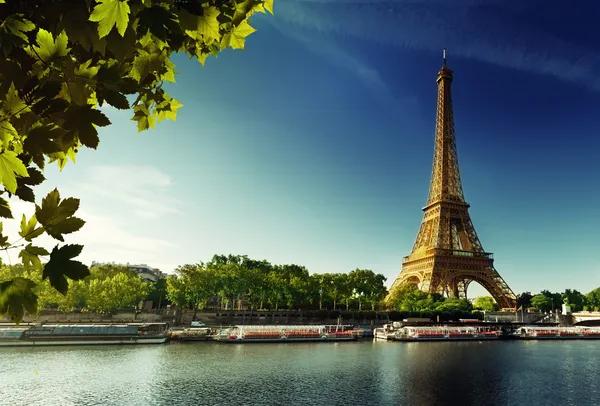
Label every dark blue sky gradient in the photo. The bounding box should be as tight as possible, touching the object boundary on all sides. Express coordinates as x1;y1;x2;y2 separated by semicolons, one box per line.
28;0;600;297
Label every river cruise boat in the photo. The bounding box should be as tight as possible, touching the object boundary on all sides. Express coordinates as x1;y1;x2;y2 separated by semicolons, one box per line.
512;326;600;340
375;324;501;342
214;325;359;343
0;323;168;346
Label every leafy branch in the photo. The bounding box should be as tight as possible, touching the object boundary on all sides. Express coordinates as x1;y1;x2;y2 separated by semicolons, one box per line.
0;0;276;323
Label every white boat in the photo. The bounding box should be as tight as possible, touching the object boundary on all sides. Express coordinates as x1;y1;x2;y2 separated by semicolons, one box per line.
0;323;169;346
512;326;600;340
214;325;359;343
374;324;501;342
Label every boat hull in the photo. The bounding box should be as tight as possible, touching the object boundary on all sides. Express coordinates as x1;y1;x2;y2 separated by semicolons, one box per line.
0;336;168;347
393;336;500;342
215;336;357;344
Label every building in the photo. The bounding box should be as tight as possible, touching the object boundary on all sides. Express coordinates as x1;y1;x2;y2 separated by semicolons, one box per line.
127;264;165;283
90;261;166;283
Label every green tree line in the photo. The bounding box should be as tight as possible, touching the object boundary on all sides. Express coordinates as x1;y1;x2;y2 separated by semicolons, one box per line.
166;254;389;314
0;0;275;323
0;262;150;314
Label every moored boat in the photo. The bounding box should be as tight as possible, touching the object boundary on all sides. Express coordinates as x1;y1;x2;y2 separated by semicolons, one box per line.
374;324;502;342
512;326;600;340
214;325;360;343
0;323;169;346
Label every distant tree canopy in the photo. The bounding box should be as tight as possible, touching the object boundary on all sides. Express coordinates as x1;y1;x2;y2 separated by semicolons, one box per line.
0;0;274;322
0;262;148;313
166;255;389;312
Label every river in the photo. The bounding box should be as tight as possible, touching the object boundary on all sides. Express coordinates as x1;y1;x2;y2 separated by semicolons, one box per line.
1;340;599;405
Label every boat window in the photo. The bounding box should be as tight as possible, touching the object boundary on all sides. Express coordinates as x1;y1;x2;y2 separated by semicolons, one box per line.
0;330;24;338
54;326;74;335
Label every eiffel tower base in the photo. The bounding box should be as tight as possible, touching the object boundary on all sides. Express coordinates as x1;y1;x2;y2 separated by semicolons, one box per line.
391;250;516;309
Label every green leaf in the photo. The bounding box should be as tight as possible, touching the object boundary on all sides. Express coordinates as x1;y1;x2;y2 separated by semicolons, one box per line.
63;105;111;149
0;196;12;219
180;6;221;43
98;88;130;109
0;121;17;150
137;5;180;42
131;105;156;132
0;151;29;194
19;243;49;269
157;99;183;122
35;189;85;241
2;82;28;117
265;0;274;14
43;244;89;295
0;277;38;324
19;214;44;241
0;15;35;42
221;20;257;50
89;0;131;38
0;222;8;247
130;48;164;83
29;29;70;63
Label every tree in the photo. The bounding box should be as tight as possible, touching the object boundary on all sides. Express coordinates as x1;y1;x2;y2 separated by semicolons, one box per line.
166;263;216;319
586;287;600;311
517;291;533;309
0;0;275;322
473;296;498;312
145;278;169;309
561;289;586;312
530;294;552;312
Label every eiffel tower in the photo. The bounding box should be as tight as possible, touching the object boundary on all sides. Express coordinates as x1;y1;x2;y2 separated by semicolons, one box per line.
388;50;517;309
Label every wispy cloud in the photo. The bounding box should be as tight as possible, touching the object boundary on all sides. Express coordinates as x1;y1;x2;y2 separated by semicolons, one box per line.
269;19;415;117
0;165;182;273
274;0;600;90
77;165;182;219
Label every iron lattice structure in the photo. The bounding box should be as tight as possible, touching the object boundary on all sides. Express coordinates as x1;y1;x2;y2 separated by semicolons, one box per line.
388;57;517;309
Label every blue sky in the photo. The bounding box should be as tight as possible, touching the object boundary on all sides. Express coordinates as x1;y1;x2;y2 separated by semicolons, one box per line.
3;0;600;297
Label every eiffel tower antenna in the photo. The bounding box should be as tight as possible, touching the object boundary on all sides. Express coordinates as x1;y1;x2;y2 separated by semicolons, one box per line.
387;58;517;309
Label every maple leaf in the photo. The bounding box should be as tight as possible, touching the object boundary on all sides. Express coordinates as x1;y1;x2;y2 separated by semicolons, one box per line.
35;189;85;241
63;105;111;149
180;7;221;43
19;243;49;269
221;20;257;50
89;0;131;38
43;244;89;295
265;0;274;14
14;166;45;203
0;278;38;324
131;105;156;132
19;214;44;242
2;83;28;118
0;121;17;150
0;151;29;194
0;197;12;219
29;29;70;63
157;98;183;122
0;15;35;42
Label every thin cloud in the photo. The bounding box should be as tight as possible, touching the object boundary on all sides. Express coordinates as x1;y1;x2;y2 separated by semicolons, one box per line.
76;165;183;219
269;19;413;117
275;1;600;90
0;198;176;272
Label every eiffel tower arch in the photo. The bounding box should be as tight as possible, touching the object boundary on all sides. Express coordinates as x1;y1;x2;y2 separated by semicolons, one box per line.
388;51;517;309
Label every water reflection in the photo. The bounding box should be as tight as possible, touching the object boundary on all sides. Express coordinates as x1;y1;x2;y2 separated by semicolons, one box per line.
1;341;600;405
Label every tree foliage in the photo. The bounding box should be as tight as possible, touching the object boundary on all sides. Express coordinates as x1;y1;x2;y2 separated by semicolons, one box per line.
472;296;498;312
0;0;274;322
0;262;149;314
165;254;389;312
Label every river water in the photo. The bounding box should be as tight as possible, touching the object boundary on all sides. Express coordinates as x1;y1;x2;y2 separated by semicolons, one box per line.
1;340;599;405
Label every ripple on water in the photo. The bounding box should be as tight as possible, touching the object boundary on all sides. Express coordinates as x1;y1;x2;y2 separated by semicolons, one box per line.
1;341;600;406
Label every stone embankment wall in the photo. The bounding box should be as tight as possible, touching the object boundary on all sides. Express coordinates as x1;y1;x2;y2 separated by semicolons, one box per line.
2;309;388;327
